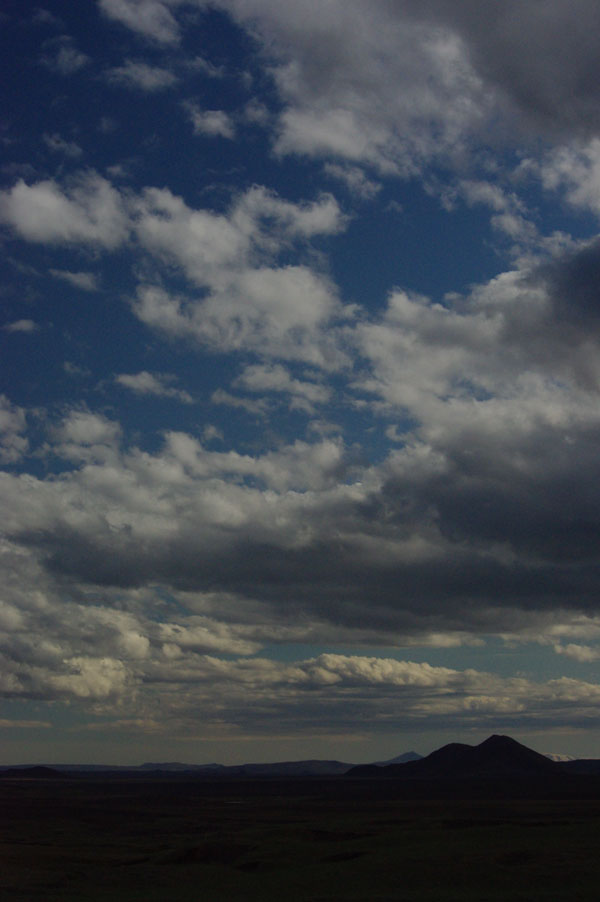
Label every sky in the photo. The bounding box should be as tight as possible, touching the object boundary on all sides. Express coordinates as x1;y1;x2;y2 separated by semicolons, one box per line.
2;0;600;765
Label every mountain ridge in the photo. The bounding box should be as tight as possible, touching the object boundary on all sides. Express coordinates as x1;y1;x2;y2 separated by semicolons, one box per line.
2;736;598;779
347;734;563;780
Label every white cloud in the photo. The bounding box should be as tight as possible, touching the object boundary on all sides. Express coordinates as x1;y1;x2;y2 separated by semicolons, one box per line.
201;424;224;443
128;184;348;364
49;409;122;464
243;98;270;126
94;0;600;164
554;643;600;663
185;104;235;139
211;388;268;416
216;1;487;175
43;133;83;158
0;396;28;463
533;139;600;216
98;0;181;44
190;55;226;78
236;363;331;413
31;9;62;27
106;60;178;91
116;371;193;403
213;0;600;167
64;361;91;378
233;185;346;241
456;178;538;249
50;269;99;291
3;320;38;333
3;391;600;735
49;656;130;699
132;268;346;366
323;163;381;200
42;37;90;74
0;171;129;249
354;246;600;420
158;618;260;656
1;173;348;366
56;410;121;448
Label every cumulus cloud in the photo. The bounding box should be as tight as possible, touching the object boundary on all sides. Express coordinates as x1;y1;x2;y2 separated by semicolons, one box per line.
132;270;345;366
418;0;600;139
50;269;99;291
3;390;600;735
0;172;349;366
4;164;600;634
0;391;589;637
235;363;331;413
128;184;348;364
355;239;600;414
199;0;489;175
0;396;28;463
323;163;381;200
7;0;600;747
116;371;193;403
6;600;600;731
43;133;83;158
106;60;178;91
185;104;235;139
41;36;90;74
190;55;226;78
532;138;600;216
132;183;345;279
5;234;600;642
93;1;600;163
0;171;128;248
3;320;38;333
214;0;600;165
49;656;130;699
48;408;122;464
98;0;181;44
211;388;268;417
554;643;600;663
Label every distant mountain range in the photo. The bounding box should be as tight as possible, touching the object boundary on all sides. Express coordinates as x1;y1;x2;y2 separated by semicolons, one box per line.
373;751;423;766
2;736;600;780
0;759;355;778
348;735;600;780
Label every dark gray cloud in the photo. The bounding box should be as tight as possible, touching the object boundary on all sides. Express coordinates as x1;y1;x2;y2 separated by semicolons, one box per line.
416;0;600;138
543;238;600;326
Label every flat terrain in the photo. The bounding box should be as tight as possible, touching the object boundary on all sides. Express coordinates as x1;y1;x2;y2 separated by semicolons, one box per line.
2;776;600;901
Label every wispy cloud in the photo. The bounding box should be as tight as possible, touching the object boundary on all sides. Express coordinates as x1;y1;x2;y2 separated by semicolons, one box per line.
106;60;178;91
116;371;193;403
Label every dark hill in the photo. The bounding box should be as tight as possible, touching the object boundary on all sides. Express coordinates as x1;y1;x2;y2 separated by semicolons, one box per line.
0;765;61;779
348;735;562;780
374;751;423;766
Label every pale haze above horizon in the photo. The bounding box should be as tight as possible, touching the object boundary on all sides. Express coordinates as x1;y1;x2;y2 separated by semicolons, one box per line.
3;0;600;766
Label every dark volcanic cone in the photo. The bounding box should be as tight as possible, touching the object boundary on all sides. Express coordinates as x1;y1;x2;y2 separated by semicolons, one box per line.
348;735;562;780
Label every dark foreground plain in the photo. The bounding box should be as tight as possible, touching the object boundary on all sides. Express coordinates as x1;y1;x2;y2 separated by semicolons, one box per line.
3;775;600;901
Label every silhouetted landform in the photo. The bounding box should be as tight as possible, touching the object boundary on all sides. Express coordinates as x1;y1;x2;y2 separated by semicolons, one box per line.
222;759;353;777
144;759;354;777
348;735;566;779
2;737;600;784
0;759;354;778
0;765;60;779
562;758;600;776
373;750;423;765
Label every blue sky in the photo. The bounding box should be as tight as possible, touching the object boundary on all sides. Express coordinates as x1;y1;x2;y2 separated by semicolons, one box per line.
3;0;600;764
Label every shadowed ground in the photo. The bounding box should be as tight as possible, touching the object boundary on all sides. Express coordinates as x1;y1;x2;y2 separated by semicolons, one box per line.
2;776;600;901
